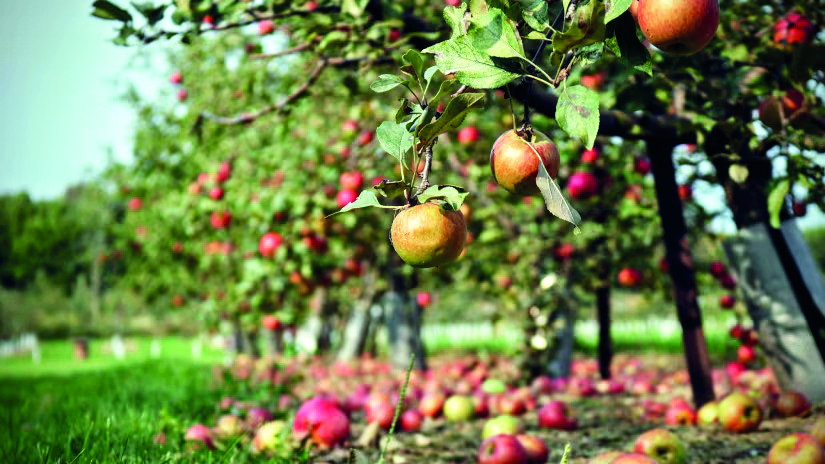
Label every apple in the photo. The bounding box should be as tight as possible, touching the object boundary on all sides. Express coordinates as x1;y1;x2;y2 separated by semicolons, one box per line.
336;189;358;209
537;401;577;431
365;398;396;429
400;409;423;432
169;71;182;85
580;72;606;91
618;268;642;287
177;88;188;102
253;420;285;453
633;158;651;175
292;399;350;449
259;232;283;257
709;261;726;278
677;185;692;201
246;407;273;429
741;328;759;346
128;197;142;211
608;454;659;464
628;0;640;19
774;14;815;48
497;396;526;416
172;295;184;307
719;294;736;309
772;390;812;418
357;130;374;146
554;244;575;260
516;435;549;464
443;395;476;422
482;415;524;440
387;28;401;42
184;424;215;450
417;292;432;308
794;201;808;217
581;148;600;164
209;187;224;201
211;211;231;229
567;171;598;200
696;400;718;426
446;0;461;6
339;171;364;190
811;415;825;447
637;0;719;56
216;162;231;183
664;405;696;426
587;451;624;464
257;19;274;35
767;433;825;464
482;379;508;395
490;129;560;196
341;119;358;134
720;274;737;290
633;428;686;464
737;344;756;365
262;315;281;331
391;202;466;268
306;0;318;11
418;392;446;418
478;434;528;464
717;392;762;433
458;126;480;145
215;414;244;439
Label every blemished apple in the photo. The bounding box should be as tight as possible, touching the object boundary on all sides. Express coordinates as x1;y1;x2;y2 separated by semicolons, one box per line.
184;424;215;450
664;405;696;426
633;428;686;464
259;232;283;257
696;401;718;426
567;171;598;200
458;126;480;145
391;202;466;268
637;0;719;56
717;392;762;433
482;415;524;440
516;435;549;464
253;420;285;453
772;390;812;418
400;409;424;432
443;395;476;421
490;129;560;196
478;434;529;464
767;433;825;464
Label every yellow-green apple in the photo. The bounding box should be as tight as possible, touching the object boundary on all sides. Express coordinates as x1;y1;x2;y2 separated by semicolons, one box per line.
443;395;476;422
637;0;719;55
391;202;466;268
490;129;560;196
718;392;762;433
215;414;244;439
253;420;285;453
767;433;825;464
482;415;524;440
478;434;528;464
696;401;719;426
633;428;686;464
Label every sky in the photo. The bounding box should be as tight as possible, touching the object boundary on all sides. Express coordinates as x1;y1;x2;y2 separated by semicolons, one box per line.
0;2;822;232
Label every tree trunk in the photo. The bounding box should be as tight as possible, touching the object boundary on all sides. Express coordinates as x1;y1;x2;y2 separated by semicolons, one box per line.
337;298;374;361
707;123;825;403
596;284;612;380
648;138;715;407
385;253;427;371
263;329;282;357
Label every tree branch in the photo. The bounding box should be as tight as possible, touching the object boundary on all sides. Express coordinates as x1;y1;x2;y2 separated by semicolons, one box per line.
249;42;312;60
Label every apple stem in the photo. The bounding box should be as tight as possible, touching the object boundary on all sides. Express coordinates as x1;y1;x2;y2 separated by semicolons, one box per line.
413;144;434;198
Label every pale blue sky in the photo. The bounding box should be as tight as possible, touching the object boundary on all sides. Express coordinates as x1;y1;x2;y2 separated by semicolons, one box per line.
0;2;821;231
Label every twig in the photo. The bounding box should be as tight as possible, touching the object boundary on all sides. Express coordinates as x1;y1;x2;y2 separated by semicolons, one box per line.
249;42;312;60
413;145;434;198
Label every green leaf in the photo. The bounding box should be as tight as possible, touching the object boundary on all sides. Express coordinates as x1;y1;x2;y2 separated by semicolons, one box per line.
444;3;468;38
521;0;550;31
551;0;606;54
416;185;469;211
604;13;652;75
423;35;521;89
417;93;485;144
318;30;349;51
91;0;133;21
373;180;408;198
402;49;427;82
604;0;632;23
535;162;582;229
423;66;440;95
556;85;600;149
328;190;398;216
767;180;789;229
430;79;459;106
376;121;414;164
469;8;525;59
525;31;551;40
342;0;369;18
130;2;166;25
371;74;407;93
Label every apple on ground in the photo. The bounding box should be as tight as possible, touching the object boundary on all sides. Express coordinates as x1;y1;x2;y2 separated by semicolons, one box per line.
772;390;812;418
664;405;696;426
400;409;423;432
696;401;719;426
292;398;350;449
766;433;825;464
482;415;524;440
516;435;549;464
365;398;395;429
253;421;285;453
246;407;273;429
443;395;475;422
717;392;762;433
608;454;659;464
538;400;577;431
587;451;624;464
478;434;528;464
184;424;215;450
215;414;244;439
418;392;446;418
811;415;825;447
633;428;686;464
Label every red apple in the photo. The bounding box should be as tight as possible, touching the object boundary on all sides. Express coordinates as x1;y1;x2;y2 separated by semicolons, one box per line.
341;120;358;134
737;344;757;365
767;433;825;464
217;162;231;183
516;435;549;464
169;71;183;85
209;187;224;200
772;390;812;418
357;130;374;146
634;158;651;175
537;401;577;431
718;392;762;433
292;398;350;449
259;232;283;257
497;396;526;416
709;261;726;278
633;428;686;464
400;409;423;432
339;171;364;190
258;20;274;35
458;127;480;145
418;392;446;418
490;129;560;196
588;451;624;464
637;0;719;56
446;0;461;6
720;274;737;290
664;405;696;426
336;189;358;209
581;148;600;164
774;14;815;48
719;294;736;309
677;185;692;201
246;407;273;429
417;292;432;308
365;398;396;429
478;434;528;464
567;171;598;200
128;197;142;211
211;211;231;229
184;424;214;450
262;315;281;331
554;244;575;260
618;268;642;287
609;454;659;464
793;201;808;217
177;88;188;102
580;72;606;91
